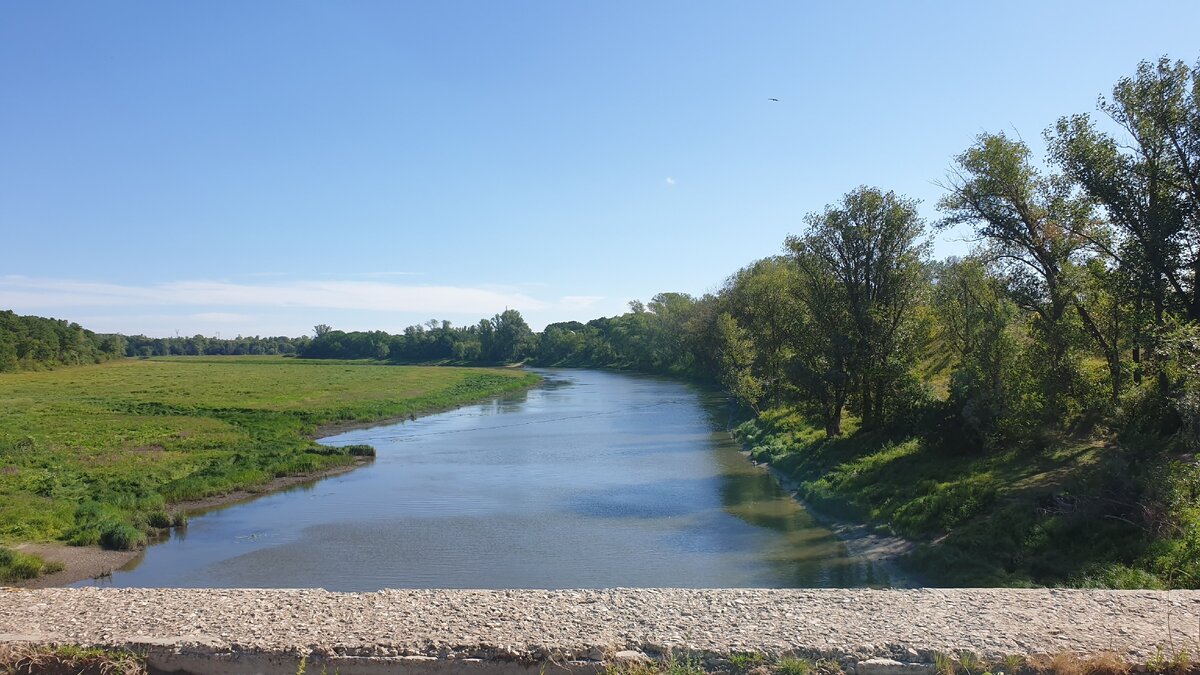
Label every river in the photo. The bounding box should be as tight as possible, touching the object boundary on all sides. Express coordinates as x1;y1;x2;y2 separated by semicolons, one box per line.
77;369;897;589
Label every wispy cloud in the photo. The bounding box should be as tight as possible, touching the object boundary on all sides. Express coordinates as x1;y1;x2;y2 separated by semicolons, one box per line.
0;277;547;314
191;312;253;323
559;295;604;310
665;176;676;186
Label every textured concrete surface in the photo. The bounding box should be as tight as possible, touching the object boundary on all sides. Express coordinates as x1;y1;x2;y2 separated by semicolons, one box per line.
0;587;1195;674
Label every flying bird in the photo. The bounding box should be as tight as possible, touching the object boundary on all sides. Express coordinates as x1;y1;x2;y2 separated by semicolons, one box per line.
768;98;780;102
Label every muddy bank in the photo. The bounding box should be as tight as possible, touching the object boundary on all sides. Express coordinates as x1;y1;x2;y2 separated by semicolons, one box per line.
10;544;139;589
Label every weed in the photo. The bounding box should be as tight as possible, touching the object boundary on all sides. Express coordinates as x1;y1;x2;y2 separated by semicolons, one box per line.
959;650;982;675
776;657;813;675
664;652;706;675
1147;647;1169;674
146;510;173;529
99;521;147;551
934;652;956;675
729;653;766;672
0;546;55;582
0;643;146;675
1170;649;1191;674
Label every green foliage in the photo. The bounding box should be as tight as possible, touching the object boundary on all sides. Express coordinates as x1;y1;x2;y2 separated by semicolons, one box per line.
0;310;125;373
532;293;710;377
146;509;174;529
787;187;931;436
299;309;536;364
935;258;1036;447
99;521;147;551
958;651;983;675
933;653;956;675
715;313;764;412
735;403;1196;587
0;644;147;675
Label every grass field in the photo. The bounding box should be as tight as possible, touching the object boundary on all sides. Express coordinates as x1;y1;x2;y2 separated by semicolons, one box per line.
0;356;539;581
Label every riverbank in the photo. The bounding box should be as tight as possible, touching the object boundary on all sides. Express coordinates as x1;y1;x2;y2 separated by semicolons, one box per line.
733;431;917;587
733;407;1166;588
0;357;541;585
0;588;1194;673
10;460;374;588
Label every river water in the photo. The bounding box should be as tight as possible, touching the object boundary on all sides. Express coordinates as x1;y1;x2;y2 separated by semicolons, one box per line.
78;369;896;589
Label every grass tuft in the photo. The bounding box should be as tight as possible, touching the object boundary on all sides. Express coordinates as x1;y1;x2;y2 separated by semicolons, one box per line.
777;657;814;675
0;643;146;675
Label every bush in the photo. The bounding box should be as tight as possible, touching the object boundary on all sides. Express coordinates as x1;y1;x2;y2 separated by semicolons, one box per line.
99;522;146;551
0;546;48;582
146;510;173;529
344;444;376;457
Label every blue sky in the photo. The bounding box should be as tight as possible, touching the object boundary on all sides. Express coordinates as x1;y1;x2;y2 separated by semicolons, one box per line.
2;1;1198;337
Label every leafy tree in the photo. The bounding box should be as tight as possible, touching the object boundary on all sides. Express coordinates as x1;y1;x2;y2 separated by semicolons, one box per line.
719;258;806;403
939;133;1097;424
934;258;1032;446
787;186;930;435
714;312;763;412
484;309;534;363
1049;56;1200;396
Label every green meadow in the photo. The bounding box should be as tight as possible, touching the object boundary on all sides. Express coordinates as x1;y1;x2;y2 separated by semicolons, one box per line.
0;356;539;580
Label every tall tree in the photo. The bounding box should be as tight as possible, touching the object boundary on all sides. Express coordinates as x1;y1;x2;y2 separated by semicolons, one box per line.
1049;56;1200;393
934;257;1030;446
719;258;806;403
787;186;930;435
939;133;1096;423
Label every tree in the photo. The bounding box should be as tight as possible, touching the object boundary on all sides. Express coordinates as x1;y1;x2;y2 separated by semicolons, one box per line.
485;309;533;363
939;132;1096;423
719;258;806;403
1049;56;1200;395
934;257;1031;446
313;324;333;338
714;312;763;413
787;186;930;435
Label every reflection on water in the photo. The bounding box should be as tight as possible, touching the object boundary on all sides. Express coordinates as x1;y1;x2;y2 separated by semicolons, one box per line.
77;369;900;590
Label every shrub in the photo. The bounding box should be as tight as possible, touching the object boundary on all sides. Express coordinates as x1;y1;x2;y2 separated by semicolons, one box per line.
99;521;146;551
146;510;173;529
0;546;49;582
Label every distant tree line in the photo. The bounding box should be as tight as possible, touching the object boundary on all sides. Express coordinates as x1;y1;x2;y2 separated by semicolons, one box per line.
0;311;126;372
300;310;535;364
122;334;309;358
